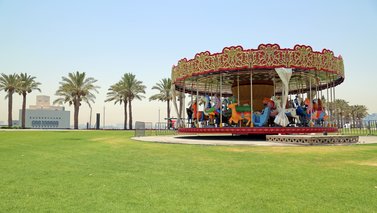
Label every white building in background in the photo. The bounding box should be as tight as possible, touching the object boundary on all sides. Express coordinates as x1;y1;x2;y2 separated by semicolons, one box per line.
19;95;70;129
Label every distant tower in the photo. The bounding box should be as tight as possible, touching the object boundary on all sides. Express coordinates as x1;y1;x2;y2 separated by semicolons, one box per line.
36;95;50;109
29;95;63;110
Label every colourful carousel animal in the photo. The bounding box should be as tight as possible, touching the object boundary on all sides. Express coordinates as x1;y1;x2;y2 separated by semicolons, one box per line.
311;99;328;125
295;97;308;126
299;98;329;126
186;103;193;126
191;98;208;127
271;96;301;126
203;95;220;125
228;102;252;126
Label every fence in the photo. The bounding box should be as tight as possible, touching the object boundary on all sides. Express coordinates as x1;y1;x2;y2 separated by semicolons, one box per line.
339;120;377;136
135;120;377;136
134;121;177;137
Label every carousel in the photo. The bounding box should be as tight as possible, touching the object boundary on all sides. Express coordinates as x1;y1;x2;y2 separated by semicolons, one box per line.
171;44;344;135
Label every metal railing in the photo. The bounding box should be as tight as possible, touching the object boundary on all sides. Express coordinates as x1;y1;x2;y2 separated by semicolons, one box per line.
339;120;377;136
134;121;177;137
134;120;377;137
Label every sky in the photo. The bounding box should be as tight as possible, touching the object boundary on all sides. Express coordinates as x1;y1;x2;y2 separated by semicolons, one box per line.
0;0;377;127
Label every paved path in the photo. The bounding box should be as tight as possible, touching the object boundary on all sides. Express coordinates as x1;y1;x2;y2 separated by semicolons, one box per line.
132;135;377;146
358;136;377;144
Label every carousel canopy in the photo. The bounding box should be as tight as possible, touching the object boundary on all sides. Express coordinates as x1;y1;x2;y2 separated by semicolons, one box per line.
171;44;344;96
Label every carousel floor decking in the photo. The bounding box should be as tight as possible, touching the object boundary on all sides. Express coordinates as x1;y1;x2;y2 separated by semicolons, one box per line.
178;127;338;135
266;135;359;145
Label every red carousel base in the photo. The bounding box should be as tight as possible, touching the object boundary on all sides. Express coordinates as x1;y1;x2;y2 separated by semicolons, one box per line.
178;127;338;135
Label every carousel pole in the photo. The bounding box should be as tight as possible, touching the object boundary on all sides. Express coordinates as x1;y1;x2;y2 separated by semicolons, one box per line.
329;74;334;127
196;79;199;128
316;76;319;100
295;79;300;107
210;80;213;98
204;80;207;97
320;77;323;100
190;82;194;128
237;73;241;127
301;78;304;105
332;75;337;127
250;70;254;127
298;79;301;103
326;73;330;127
191;82;194;105
219;72;223;128
309;76;313;126
182;80;186;128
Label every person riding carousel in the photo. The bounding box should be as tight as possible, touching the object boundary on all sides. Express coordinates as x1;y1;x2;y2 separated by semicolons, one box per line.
253;98;275;127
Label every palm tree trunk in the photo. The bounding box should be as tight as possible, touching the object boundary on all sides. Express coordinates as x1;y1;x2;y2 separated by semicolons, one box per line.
74;102;79;129
336;110;340;127
22;93;27;129
128;100;133;130
8;92;13;127
167;99;170;129
124;101;128;130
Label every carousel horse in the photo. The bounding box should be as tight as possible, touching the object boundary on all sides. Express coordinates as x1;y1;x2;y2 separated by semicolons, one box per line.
228;102;252;126
301;98;316;126
202;95;221;113
300;98;329;126
295;97;308;126
186;104;193;125
212;95;222;125
190;98;208;127
311;99;328;125
195;95;211;126
222;97;230;112
203;95;220;125
271;96;301;126
212;95;221;113
220;98;232;123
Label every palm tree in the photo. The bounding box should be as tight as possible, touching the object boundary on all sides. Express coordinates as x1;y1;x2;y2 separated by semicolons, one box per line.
350;105;368;128
355;105;368;121
54;71;99;129
333;99;349;127
17;73;41;128
105;82;128;130
0;73;19;127
149;78;172;128
124;73;146;130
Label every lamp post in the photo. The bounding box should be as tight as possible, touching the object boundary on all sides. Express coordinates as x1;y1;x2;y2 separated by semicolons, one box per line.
158;107;160;130
89;105;92;129
103;105;105;129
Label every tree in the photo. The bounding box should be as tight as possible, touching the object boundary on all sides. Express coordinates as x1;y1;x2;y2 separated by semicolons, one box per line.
17;73;41;128
105;82;128;130
350;105;368;128
333;99;350;127
0;73;19;127
123;73;146;130
149;78;172;128
354;105;368;121
54;71;99;129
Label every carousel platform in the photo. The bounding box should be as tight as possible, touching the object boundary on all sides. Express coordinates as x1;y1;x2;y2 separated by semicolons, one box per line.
266;134;359;145
132;135;371;146
178;127;338;135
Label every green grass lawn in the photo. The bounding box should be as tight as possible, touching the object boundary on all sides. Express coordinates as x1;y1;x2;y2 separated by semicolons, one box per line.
0;131;376;212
